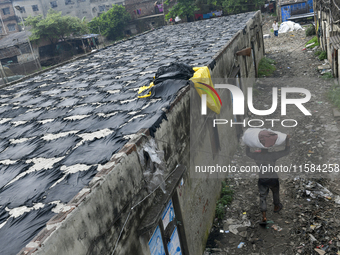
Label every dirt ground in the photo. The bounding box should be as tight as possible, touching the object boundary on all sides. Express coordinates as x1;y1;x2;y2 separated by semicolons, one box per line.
204;15;340;255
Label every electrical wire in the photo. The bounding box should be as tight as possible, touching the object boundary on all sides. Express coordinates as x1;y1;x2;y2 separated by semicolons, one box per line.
110;135;188;254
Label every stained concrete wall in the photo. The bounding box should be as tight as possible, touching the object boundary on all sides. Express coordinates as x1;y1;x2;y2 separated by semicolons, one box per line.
18;11;264;255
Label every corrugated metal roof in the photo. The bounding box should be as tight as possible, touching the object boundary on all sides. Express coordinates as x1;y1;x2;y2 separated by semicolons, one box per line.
0;31;32;50
330;34;340;49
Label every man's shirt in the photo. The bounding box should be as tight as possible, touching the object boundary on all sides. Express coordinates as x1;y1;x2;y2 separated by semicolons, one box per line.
272;23;279;31
246;146;290;182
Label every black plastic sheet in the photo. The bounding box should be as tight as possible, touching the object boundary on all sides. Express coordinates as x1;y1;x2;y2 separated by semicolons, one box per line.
0;11;256;254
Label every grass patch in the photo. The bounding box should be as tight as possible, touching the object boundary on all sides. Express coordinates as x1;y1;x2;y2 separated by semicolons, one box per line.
258;57;276;77
318;51;327;60
314;50;322;56
315;49;327;60
322;72;333;79
305;36;319;48
270;28;273;33
328;82;340;108
215;181;233;220
305;24;316;36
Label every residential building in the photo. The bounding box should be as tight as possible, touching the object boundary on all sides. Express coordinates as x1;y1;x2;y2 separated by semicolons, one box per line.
0;0;19;37
12;0;125;21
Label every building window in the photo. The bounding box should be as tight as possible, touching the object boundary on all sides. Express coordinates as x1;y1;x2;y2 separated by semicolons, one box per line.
116;2;123;5
7;24;16;32
2;8;10;15
65;0;74;5
19;6;26;13
98;5;105;12
32;5;39;11
50;1;58;8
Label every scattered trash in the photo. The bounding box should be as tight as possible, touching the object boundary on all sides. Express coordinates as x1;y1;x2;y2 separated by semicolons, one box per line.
225;230;229;234
306;42;315;48
237;242;245;248
278;21;304;33
321;69;332;74
229;220;251;235
267;220;274;224
314;248;326;255
271;224;282;231
310;234;317;242
219;230;224;233
243;212;246;214
334;195;340;204
318;65;330;70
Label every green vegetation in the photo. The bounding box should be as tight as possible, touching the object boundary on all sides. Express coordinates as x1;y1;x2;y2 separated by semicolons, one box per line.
328;83;340;109
318;51;327;61
25;9;88;46
88;5;130;40
222;0;265;15
258;57;276;77
166;0;265;20
314;49;327;60
305;24;316;36
165;0;199;20
314;50;322;56
322;72;333;79
215;181;233;220
305;36;319;48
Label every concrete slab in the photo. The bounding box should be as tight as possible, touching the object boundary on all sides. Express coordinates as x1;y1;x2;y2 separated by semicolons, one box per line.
318;65;331;70
333;108;340;117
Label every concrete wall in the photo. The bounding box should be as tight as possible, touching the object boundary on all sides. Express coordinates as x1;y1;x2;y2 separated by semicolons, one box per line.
18;11;264;255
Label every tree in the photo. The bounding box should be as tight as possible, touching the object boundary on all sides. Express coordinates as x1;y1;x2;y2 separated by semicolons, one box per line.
88;5;131;40
222;0;265;14
25;9;88;46
165;0;199;20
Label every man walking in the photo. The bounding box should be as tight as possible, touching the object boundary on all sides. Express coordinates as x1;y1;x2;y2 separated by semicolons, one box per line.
272;20;279;37
246;135;290;224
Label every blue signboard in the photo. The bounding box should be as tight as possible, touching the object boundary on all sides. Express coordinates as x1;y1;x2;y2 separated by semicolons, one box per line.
162;199;175;229
167;227;182;255
148;226;166;255
281;5;291;22
281;0;314;22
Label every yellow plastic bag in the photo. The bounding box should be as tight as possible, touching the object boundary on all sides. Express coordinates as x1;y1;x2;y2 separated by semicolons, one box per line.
190;66;222;114
137;82;155;98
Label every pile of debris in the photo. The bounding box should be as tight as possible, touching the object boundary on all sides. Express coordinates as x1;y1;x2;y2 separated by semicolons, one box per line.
287;177;340;255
